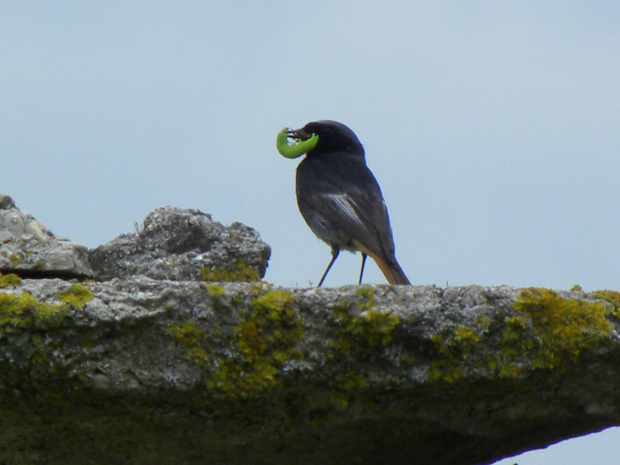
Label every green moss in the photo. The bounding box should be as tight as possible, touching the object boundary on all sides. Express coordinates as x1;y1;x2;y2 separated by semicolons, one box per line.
205;284;226;299
201;258;261;283
209;289;303;398
0;273;21;288
165;322;206;346
514;288;613;370
0;291;68;335
571;284;584;292
58;284;94;309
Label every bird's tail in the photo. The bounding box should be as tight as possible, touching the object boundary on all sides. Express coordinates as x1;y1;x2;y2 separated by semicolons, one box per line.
369;252;411;285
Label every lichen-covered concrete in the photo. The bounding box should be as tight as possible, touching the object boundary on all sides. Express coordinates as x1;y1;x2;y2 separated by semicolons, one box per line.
1;278;620;465
2;194;620;464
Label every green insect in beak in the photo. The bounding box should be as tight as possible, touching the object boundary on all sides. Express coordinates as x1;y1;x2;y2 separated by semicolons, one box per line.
276;127;319;159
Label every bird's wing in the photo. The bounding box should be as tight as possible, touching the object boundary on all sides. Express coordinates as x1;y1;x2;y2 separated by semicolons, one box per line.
319;191;374;242
302;182;395;259
296;153;397;260
322;193;367;232
320;189;394;255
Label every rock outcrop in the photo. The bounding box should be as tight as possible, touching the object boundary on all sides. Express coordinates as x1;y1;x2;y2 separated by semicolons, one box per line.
0;194;94;278
0;194;270;283
88;206;271;281
1;193;619;465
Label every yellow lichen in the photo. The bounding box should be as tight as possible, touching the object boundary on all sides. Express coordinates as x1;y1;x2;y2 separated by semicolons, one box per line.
165;322;206;346
186;347;210;365
428;337;464;383
498;363;521;379
348;309;401;347
475;315;490;328
0;292;68;334
204;284;226;299
330;288;401;357
454;326;481;344
165;321;212;366
58;284;94;309
200;258;260;283
209;289;303;398
592;290;620;319
421;288;615;383
514;288;613;370
9;253;23;265
0;273;21;288
501;315;531;352
355;286;377;310
428;325;483;382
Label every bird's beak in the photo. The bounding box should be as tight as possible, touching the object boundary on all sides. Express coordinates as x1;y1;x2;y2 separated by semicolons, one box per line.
276;127;319;159
287;128;312;141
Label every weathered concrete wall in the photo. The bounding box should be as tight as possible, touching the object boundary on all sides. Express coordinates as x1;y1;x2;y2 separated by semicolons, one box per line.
1;278;620;465
1;194;620;465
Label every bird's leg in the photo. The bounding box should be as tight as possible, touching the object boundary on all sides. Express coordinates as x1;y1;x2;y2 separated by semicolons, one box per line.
358;253;367;284
318;248;340;287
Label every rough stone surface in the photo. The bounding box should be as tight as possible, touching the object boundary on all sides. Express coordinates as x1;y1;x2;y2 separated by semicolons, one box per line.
1;278;620;465
0;195;270;283
0;194;94;278
2;194;619;464
88;206;271;281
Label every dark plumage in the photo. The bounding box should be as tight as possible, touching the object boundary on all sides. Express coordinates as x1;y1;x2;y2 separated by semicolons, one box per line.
281;120;410;286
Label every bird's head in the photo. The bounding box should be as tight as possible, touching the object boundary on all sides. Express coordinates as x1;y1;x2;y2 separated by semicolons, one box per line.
276;120;364;159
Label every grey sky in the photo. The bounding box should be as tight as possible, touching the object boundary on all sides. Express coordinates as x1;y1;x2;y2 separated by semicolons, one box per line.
2;2;620;463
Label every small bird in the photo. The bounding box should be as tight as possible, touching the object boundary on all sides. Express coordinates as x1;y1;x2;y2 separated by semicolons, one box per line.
276;120;410;286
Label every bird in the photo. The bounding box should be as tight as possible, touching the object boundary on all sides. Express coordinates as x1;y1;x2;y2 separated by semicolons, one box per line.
276;120;410;286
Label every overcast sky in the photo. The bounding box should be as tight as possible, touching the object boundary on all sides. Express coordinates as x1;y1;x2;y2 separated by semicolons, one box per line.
2;2;620;463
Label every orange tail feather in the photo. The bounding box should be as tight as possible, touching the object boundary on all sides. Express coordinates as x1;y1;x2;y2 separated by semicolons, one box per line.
368;251;411;285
